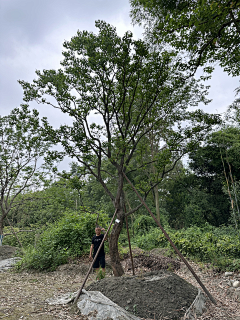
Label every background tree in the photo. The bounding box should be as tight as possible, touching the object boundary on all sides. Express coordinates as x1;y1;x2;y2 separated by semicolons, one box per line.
0;105;57;239
189;126;240;181
20;21;220;276
130;0;240;77
164;126;240;228
7;175;83;228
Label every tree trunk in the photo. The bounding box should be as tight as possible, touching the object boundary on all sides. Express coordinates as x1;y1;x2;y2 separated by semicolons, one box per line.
109;214;125;276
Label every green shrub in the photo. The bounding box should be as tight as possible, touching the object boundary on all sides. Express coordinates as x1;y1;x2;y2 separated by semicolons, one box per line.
17;210;109;271
132;224;240;271
133;215;158;236
133;227;168;250
133;212;169;236
3;227;37;248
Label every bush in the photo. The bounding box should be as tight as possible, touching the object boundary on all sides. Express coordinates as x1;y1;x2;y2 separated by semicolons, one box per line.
133;215;159;236
2;227;37;248
17;210;109;271
133;211;169;236
132;224;240;271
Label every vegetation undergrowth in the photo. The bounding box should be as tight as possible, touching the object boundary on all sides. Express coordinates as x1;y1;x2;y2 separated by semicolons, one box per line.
15;210;109;271
132;224;240;272
5;208;240;273
3;226;37;249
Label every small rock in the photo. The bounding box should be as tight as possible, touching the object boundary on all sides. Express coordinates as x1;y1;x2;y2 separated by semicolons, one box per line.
0;257;21;272
233;281;240;288
225;272;233;277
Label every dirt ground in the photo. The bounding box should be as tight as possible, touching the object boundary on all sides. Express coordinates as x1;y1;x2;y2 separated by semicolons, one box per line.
0;246;239;320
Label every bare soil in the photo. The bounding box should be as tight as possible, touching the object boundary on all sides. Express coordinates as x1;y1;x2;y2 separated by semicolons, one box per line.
122;253;181;273
0;245;239;320
87;270;198;319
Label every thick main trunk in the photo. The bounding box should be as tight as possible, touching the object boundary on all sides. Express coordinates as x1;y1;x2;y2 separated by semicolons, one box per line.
109;210;125;276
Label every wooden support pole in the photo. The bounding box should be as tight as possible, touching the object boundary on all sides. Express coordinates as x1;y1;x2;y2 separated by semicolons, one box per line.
123;172;217;305
72;208;118;304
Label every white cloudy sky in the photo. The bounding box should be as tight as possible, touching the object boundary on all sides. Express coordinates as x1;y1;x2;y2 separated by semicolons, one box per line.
0;0;239;168
0;0;143;122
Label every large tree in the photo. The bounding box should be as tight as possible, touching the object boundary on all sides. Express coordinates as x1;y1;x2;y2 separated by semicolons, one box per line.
0;105;56;239
20;21;219;276
130;0;240;77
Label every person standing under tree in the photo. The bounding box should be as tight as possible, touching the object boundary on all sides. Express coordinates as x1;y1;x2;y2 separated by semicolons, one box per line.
89;226;106;277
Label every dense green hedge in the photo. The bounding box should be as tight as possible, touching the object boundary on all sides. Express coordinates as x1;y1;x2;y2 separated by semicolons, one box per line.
133;224;240;271
16;210;109;271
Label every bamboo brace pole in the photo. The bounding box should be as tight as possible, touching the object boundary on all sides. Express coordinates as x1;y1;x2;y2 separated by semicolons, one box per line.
72;208;118;304
123;172;217;305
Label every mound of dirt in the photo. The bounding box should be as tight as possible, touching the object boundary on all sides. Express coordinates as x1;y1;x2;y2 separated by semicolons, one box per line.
123;254;180;273
87;270;198;320
0;245;17;261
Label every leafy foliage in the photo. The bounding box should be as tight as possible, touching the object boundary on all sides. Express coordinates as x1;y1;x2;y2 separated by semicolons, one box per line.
17;210;109;271
3;227;36;248
7;177;83;228
133;213;168;235
134;224;240;271
130;0;240;76
19;21;217;198
163;127;240;228
0;105;59;234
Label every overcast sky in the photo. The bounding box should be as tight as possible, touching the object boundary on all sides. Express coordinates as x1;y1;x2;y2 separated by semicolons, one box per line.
0;0;239;169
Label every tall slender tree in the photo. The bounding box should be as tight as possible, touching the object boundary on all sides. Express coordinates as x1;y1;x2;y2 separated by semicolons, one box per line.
0;105;56;240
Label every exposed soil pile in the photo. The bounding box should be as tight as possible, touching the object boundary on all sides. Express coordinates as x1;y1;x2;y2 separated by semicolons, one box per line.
123;254;181;273
87;270;198;320
0;245;17;261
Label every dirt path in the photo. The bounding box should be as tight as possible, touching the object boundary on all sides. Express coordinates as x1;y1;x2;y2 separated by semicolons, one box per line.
0;255;239;319
0;267;94;319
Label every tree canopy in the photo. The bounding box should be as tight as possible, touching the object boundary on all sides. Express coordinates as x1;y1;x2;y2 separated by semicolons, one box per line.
130;0;240;76
0;105;57;235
